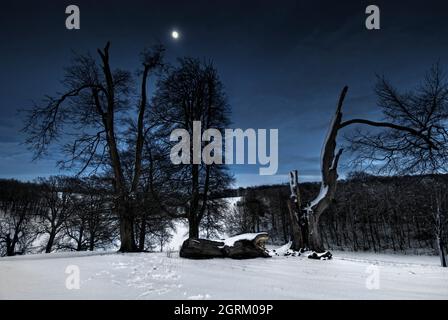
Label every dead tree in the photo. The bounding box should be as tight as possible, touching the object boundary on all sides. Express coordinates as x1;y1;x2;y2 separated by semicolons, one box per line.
298;89;344;252
304;88;345;252
287;88;345;252
287;170;306;250
288;77;443;252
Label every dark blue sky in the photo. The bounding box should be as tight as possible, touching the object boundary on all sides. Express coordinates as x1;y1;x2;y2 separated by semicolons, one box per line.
1;0;448;187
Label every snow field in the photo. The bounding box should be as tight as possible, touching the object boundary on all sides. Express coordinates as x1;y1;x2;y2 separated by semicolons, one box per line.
1;250;447;300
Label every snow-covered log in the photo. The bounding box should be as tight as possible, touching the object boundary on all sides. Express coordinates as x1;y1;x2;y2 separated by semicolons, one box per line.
180;232;271;259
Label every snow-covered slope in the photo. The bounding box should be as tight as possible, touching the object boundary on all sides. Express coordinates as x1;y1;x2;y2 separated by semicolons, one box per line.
1;250;447;300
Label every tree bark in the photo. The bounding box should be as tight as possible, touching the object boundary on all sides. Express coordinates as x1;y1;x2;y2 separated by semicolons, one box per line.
288;170;313;250
45;231;56;253
437;236;447;267
434;193;447;267
308;214;324;253
188;162;201;239
188;215;200;239
287;201;303;250
6;234;14;256
118;202;137;252
76;224;84;251
89;231;95;251
138;217;146;251
288;170;303;250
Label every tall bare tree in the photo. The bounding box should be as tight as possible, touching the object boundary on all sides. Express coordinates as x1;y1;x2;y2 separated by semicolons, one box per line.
150;58;233;239
23;42;164;252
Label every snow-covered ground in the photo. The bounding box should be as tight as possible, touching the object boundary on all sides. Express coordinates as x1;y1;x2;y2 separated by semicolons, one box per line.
1;250;447;299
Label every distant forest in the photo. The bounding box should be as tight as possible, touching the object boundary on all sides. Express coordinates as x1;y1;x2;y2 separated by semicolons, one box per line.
1;173;447;256
226;173;448;254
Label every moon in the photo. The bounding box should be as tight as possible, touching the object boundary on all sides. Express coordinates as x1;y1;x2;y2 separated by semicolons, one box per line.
171;30;179;40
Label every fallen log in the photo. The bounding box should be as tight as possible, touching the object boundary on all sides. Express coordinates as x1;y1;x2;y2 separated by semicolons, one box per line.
180;232;271;259
179;238;226;259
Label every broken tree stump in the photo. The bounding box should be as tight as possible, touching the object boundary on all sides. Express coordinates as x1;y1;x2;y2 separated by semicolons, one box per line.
180;232;271;260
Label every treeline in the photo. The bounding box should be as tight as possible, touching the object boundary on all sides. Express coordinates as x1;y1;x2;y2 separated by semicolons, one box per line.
0;176;174;256
226;173;448;254
3;173;447;256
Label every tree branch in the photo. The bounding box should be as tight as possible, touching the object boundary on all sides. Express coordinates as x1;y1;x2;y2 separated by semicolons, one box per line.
339;118;438;150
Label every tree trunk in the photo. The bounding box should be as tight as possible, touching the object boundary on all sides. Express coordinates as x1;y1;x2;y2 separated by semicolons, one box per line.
6;234;15;256
437;236;447;267
188;215;200;239
309;214;324;253
288;170;307;250
299;215;310;250
287;201;303;250
46;231;56;253
89;233;95;251
76;225;84;251
434;195;446;267
118;203;137;252
98;43;137;253
188;162;200;239
138;217;146;251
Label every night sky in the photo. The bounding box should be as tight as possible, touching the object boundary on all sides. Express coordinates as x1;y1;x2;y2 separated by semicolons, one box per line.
1;0;448;187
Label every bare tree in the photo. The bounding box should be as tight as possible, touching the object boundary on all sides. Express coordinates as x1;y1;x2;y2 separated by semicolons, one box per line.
150;58;233;239
289;71;445;252
0;180;40;256
23;42;164;252
344;65;448;265
346;64;448;174
61;177;117;251
37;176;78;253
147;218;174;252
